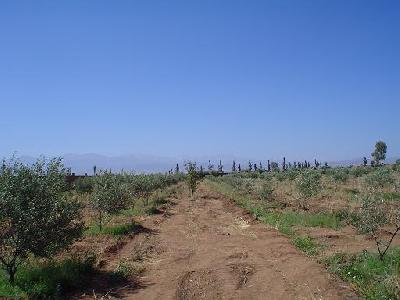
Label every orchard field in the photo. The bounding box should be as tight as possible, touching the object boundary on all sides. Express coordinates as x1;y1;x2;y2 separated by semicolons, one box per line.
1;142;400;299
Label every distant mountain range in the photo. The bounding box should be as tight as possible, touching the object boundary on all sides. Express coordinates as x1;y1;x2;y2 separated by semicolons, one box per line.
12;153;400;175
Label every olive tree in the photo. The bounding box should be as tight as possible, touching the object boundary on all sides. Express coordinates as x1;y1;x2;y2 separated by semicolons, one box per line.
357;193;400;260
90;171;129;231
0;158;83;284
185;162;201;196
296;170;321;209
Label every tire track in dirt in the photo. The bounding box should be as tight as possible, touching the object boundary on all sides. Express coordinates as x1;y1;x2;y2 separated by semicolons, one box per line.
86;182;359;299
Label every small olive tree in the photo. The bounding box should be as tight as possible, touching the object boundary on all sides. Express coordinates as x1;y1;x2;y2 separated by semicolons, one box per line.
90;171;129;231
296;170;321;209
364;167;394;189
357;193;400;260
0;158;83;284
185;162;201;196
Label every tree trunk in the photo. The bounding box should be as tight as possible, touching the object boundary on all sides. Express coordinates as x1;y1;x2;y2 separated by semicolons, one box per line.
8;266;16;285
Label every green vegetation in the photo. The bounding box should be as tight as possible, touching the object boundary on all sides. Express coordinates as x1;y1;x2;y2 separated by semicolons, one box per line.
325;249;400;299
0;158;83;284
90;171;130;231
0;256;95;299
295;170;321;209
331;167;349;183
357;193;400;260
372;141;387;166
185;161;202;196
74;176;94;194
364;167;394;189
292;235;321;256
207;178;335;256
0;155;183;297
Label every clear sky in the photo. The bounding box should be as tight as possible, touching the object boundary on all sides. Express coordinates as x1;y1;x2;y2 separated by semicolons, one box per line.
0;0;399;162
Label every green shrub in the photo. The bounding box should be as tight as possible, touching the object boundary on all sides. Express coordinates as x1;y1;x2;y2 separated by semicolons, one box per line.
0;256;95;299
296;170;321;209
274;172;285;182
325;249;400;299
74;176;94;194
286;169;299;181
0;157;83;284
331;168;349;183
350;166;369;177
258;181;274;201
364;168;394;189
185;162;202;196
90;171;129;231
357;193;400;260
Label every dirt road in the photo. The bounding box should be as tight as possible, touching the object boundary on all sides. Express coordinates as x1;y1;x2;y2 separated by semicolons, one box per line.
85;183;358;299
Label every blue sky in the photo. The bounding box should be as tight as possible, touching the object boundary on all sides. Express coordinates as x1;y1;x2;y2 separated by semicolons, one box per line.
0;0;399;162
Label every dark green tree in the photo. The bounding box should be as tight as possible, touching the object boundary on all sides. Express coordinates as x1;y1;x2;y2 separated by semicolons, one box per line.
218;160;223;173
208;160;214;171
372;141;387;165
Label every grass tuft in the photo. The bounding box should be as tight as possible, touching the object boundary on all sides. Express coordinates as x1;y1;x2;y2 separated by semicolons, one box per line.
292;235;321;256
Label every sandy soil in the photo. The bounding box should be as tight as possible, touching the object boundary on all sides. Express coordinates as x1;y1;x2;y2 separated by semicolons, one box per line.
77;183;359;299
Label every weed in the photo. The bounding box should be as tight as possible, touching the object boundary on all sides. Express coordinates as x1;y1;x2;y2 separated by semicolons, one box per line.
292;235;320;256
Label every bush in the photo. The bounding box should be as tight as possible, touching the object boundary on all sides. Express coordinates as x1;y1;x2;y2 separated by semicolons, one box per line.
364;168;394;189
74;177;94;194
185;162;202;196
296;170;321;209
0;157;83;284
90;171;129;231
274;172;285;182
258;181;274;201
357;193;400;260
392;160;400;172
349;166;369;177
331;168;349;183
0;256;95;299
286;169;299;181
